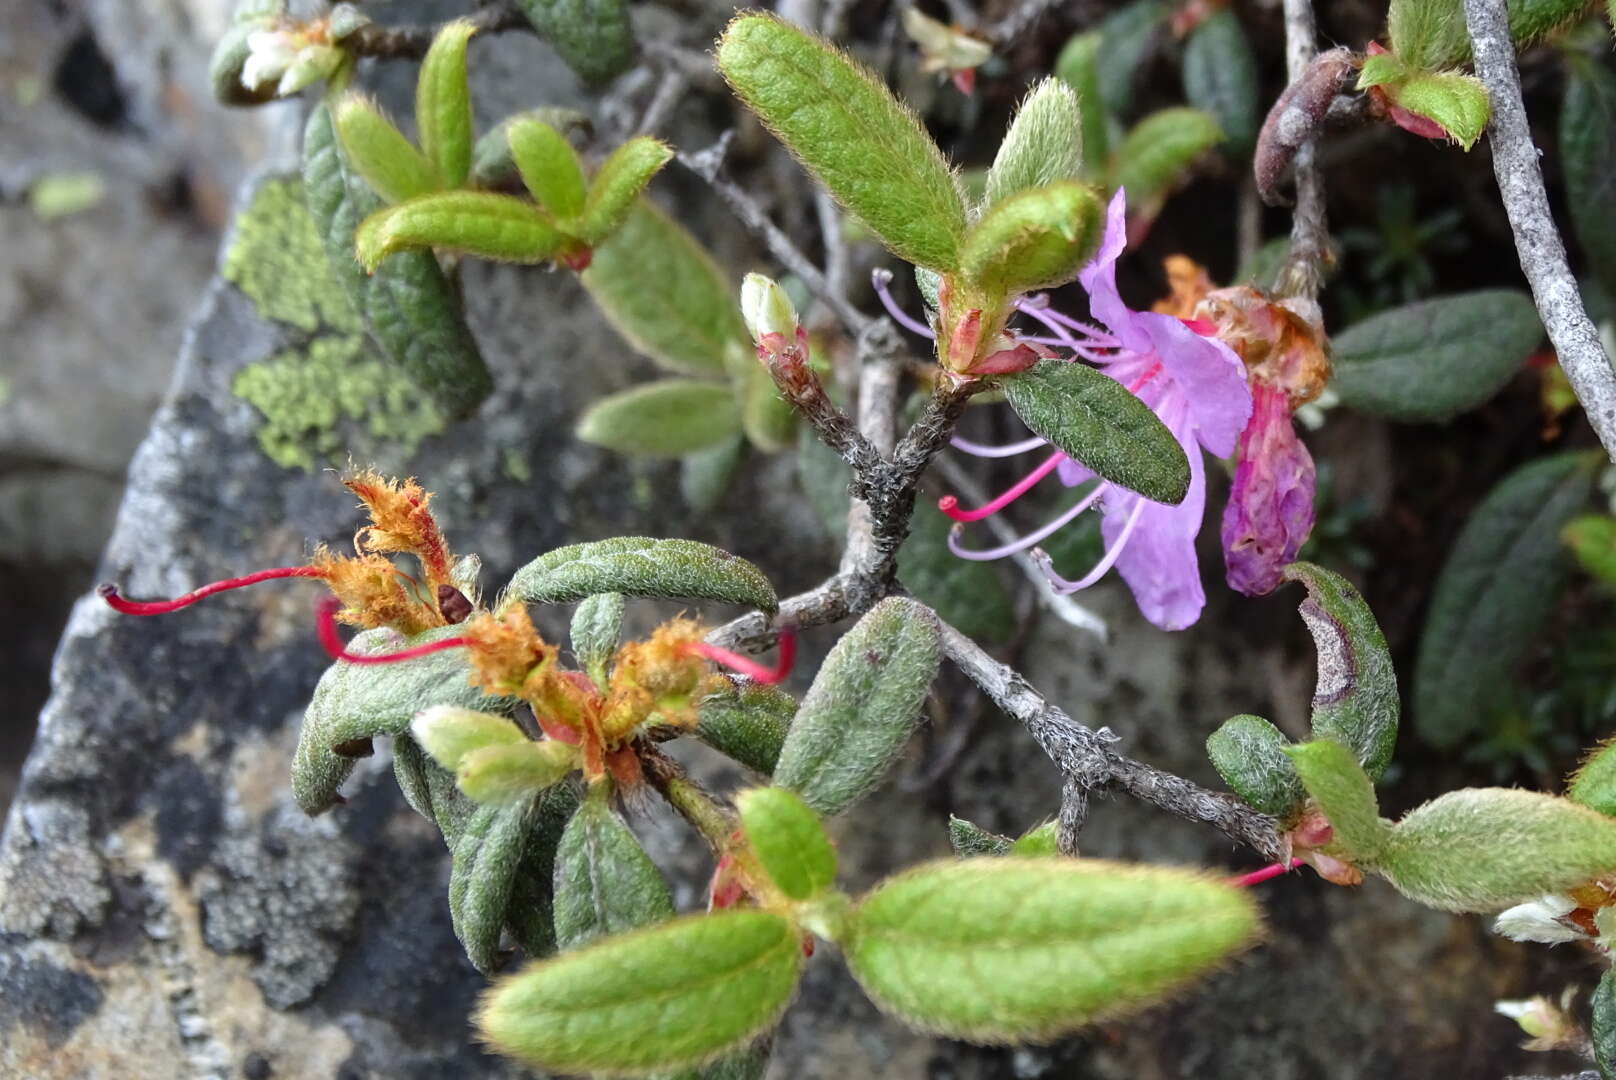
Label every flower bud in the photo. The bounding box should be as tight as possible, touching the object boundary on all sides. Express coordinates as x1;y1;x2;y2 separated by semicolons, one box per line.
740;273;800;347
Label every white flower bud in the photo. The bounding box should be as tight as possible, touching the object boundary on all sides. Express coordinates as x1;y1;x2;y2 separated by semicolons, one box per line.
740;273;799;346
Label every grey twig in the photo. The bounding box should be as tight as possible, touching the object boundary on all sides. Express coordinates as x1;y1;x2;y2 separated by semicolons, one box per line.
344;5;530;59
986;0;1066;46
1463;0;1616;460
1273;0;1331;300
1057;778;1088;856
637;70;688;136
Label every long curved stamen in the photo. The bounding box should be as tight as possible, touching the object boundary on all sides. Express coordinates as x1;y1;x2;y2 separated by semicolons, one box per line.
1034;305;1115;341
939;450;1066;523
949;433;1049;458
315;596;469;664
1018;335;1121;364
687;630;797;685
947;482;1108;561
1016;299;1114;351
1229;859;1304;887
1034;494;1147;594
99;565;324;615
870;269;937;339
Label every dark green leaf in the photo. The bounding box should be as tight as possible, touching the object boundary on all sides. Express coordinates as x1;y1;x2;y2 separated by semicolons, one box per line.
507;537;779;611
1182;9;1258;154
1109;107;1222;212
1331;291;1542;422
1000;359;1190;504
514;0;636;85
575;379;742;458
1095;0;1168;116
697;679;797;776
1414;452;1598;747
773;598;941;815
553;790;674;950
947;815;1012;856
450;797;532;972
505;782;580;958
1563;55;1616;307
1205;714;1305;820
1595;968;1616;1080
1053;31;1108;172
681;433;746;513
898;501;1014;643
570;592;625;685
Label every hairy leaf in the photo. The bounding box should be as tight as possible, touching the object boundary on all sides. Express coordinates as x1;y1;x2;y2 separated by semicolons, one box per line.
1387;0;1470;72
947;815;1013;856
717;13;967;271
1413;452;1598;747
982;79;1085;209
1182;9;1258;154
773;598;941;815
1596;968;1616;1080
508;537;779;611
740;362;796;454
1563;55;1616;307
412;705;527;772
471;108;592;189
333;96;440;204
581;200;746;376
355;191;563;270
481;911;801;1076
1000;359;1190;505
1284;562;1399;780
553;791;674;950
1206;714;1304;820
738;787;837;901
507;118;588;221
514;0;636;86
696;679;797;776
844;858;1260;1041
457;740;577;804
450;797;531;972
1009;821;1059;856
294;625;506;815
1283;740;1392;863
1388;71;1490;150
959;182;1105;295
576;379;742;458
1331;290;1542;421
570;592;625;685
1094;0;1169;115
1110;107;1222;211
1053;32;1108;171
416;19;476;188
1568;738;1616;818
505;782;580;959
897;501;1015;643
578;136;675;244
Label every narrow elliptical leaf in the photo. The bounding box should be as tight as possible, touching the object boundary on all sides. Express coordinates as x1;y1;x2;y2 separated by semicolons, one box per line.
415;19;477;188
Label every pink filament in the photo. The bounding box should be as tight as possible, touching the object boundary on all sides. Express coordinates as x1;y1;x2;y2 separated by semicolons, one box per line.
689;630;798;685
315;596;469;665
99;565;324;615
1229;859;1304;888
939;450;1066;523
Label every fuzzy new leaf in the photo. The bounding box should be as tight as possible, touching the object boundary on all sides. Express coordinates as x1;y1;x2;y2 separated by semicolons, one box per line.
333;96;440;205
1387;71;1490;150
553;792;674;949
1206;714;1304;820
412;706;527;772
507;118;587;221
717;13;967;271
450;798;531;972
457;740;578;805
355;191;563;270
959;182;1105;296
581;201;747;376
1000;359;1191;505
508;537;779;611
471;108;591;188
415;19;476;188
576;379;742;458
697;680;797;776
773;598;940;815
982;79;1085;209
738;786;837;901
1568;738;1616;818
844;858;1261;1041
1283;740;1391;863
1111;107;1222;211
479;910;802;1075
1284;562;1399;780
570;592;625;685
577;137;674;245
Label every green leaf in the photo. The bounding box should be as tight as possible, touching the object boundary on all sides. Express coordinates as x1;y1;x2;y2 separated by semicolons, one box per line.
332;96;440;205
739;363;796;454
682;433;746;513
508;537;779;612
717;13;967;271
1110;107;1222;212
478;910;803;1075
576;379;742;458
450;797;532;972
1000;359;1190;505
1182;9;1258;155
1568;737;1616;817
471;108;592;189
1595;968;1616;1080
570;592;625;686
738;787;837;901
843;858;1261;1041
1053;32;1109;172
982;79;1085;209
553;789;674;950
1387;71;1490;150
412;705;527;772
1283;740;1392;864
1563;55;1616;307
415;19;476;189
1565;514;1616;593
507;118;588;221
505;782;580;958
581;200;747;376
1094;0;1168;116
959;182;1105;296
304;103;493;418
1331;290;1542;421
1355;52;1408;91
1283;562;1399;781
1388;0;1471;71
457;740;578;805
355;191;563;271
1413;452;1598;747
773;598;941;815
293;625;509;815
947;815;1012;857
578;136;675;245
796;421;852;538
1206;714;1305;820
1009;821;1059;857
696;679;797;776
514;0;636;86
897;501;1014;643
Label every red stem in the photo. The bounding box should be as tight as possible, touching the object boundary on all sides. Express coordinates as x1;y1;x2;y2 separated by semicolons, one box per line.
315;596;469;664
99;566;325;615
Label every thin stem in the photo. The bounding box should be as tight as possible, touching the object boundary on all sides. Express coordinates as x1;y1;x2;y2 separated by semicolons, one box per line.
1463;0;1616;461
344;5;531;59
1275;0;1330;300
642;750;737;854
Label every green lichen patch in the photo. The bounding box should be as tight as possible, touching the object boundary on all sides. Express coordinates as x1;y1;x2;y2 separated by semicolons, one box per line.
223;177;364;335
232;335;447;470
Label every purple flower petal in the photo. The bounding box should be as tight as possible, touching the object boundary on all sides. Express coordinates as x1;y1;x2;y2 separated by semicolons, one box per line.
1222;384;1317;595
1077;190;1152;355
1106;403;1209;630
1137;312;1251;458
